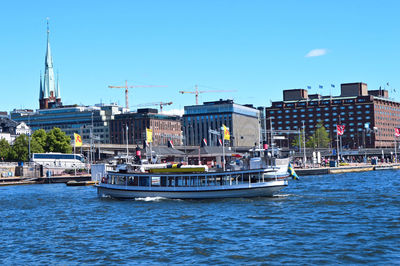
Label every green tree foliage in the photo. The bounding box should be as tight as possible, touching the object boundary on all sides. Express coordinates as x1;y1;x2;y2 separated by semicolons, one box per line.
32;129;47;149
12;135;29;162
307;121;330;148
46;128;72;154
0;138;11;161
291;131;306;149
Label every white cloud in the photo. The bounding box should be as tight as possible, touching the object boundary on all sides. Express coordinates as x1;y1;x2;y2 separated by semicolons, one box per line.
162;109;184;116
305;48;328;57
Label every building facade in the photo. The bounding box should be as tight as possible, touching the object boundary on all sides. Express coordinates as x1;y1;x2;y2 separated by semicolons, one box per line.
11;104;125;144
266;82;400;149
109;108;182;146
182;99;260;147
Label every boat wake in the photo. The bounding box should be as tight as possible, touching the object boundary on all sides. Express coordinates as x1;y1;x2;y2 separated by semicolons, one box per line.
135;196;167;202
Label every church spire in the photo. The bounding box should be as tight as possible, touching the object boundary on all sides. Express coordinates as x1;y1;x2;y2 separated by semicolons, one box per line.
40;17;61;109
39;72;43;100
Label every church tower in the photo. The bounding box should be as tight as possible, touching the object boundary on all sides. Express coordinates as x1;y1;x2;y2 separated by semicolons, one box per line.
39;19;62;109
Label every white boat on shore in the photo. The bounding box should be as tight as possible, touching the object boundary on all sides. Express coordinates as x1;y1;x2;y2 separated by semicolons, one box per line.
96;158;292;199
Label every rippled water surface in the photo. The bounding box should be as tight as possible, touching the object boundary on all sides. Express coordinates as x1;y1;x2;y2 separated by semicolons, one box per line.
1;170;399;265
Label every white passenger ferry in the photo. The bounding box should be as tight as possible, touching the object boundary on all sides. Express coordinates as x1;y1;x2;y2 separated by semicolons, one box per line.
96;158;292;199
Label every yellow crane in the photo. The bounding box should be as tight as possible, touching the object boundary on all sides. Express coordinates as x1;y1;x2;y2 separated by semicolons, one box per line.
179;85;236;105
108;80;166;110
133;101;173;113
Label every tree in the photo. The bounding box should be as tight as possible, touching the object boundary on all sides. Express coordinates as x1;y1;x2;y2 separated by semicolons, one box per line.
12;135;29;162
292;131;306;149
46;128;72;153
0;138;11;161
307;121;330;148
32;129;47;150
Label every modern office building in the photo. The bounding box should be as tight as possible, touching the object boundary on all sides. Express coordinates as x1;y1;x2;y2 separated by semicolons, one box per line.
266;82;400;148
11;103;126;144
109;108;182;146
182;99;260;147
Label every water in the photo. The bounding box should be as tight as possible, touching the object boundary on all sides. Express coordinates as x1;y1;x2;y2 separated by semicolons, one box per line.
1;170;399;265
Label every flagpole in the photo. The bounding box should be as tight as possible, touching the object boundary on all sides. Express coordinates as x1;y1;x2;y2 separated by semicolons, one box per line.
394;137;396;163
336;126;340;163
74;142;77;176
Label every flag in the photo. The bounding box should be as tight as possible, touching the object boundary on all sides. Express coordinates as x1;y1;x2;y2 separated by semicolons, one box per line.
288;163;299;180
223;124;230;140
146;128;153;143
319;85;323;89
201;138;208;147
217;138;223;146
168;140;174;149
395;128;400;137
74;133;82;147
331;84;335;88
387;82;390;86
307;86;311;89
337;125;345;136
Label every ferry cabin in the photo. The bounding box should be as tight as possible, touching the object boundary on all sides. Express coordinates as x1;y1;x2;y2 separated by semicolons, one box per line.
104;169;281;188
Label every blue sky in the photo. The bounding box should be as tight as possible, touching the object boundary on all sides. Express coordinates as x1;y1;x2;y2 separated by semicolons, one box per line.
1;0;399;114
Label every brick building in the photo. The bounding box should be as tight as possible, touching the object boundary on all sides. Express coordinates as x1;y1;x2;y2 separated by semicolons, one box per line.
109;108;182;146
266;82;400;148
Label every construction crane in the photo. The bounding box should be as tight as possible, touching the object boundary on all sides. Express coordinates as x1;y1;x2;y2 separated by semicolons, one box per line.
108;80;166;110
133;101;173;113
179;85;236;105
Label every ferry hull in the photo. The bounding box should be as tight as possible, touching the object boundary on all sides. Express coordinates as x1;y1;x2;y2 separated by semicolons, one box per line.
96;181;288;199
